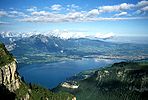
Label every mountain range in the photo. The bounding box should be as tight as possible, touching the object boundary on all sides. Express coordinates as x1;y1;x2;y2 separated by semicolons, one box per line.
0;32;148;64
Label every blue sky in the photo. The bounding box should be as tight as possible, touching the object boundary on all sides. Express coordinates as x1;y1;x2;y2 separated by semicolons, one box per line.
0;0;148;37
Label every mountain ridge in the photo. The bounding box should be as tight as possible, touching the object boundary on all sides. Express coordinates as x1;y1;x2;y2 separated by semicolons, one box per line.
1;33;148;64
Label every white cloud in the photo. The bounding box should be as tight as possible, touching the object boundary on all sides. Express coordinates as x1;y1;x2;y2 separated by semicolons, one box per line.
19;10;148;23
9;11;28;17
27;7;37;12
137;0;148;7
51;4;62;11
133;1;148;15
87;9;99;17
20;11;86;22
98;1;148;14
141;6;148;11
66;4;80;11
85;17;148;22
31;11;51;16
99;3;134;13
66;12;84;19
19;9;148;23
0;10;28;18
94;32;115;39
98;1;148;17
0;21;10;25
0;11;8;17
1;1;148;23
134;10;142;15
114;12;127;17
17;2;148;23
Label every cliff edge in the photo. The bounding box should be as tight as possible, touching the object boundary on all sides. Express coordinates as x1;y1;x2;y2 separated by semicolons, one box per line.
0;43;75;100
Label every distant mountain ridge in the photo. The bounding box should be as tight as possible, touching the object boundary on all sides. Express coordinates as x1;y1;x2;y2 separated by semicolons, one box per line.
0;31;114;40
11;34;116;55
0;32;148;63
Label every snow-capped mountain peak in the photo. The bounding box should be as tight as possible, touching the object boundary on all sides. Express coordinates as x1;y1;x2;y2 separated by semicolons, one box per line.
0;30;115;40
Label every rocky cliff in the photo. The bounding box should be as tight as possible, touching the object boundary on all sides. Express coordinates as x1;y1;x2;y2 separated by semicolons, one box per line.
0;60;20;92
0;43;75;100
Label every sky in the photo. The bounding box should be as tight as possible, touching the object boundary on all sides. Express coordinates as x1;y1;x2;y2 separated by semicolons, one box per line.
0;0;148;38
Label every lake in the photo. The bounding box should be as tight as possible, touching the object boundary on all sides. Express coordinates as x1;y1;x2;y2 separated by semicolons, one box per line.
18;58;122;89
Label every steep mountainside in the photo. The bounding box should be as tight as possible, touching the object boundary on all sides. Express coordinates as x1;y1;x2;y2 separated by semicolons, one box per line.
0;43;76;100
12;35;108;53
54;62;148;100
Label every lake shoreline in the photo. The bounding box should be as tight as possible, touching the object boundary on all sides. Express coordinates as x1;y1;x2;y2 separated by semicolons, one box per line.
18;58;123;89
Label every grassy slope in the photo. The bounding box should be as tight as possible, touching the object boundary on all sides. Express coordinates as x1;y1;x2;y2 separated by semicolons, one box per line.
15;82;74;100
0;43;14;67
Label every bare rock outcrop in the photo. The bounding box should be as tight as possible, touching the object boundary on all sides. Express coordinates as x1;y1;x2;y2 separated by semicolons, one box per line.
0;61;21;92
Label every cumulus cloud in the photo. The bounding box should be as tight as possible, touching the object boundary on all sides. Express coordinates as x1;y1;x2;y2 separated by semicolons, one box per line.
19;11;86;22
51;4;62;11
8;11;28;17
141;6;148;11
98;3;134;13
114;12;127;17
31;11;51;16
66;12;84;19
1;1;148;23
87;9;99;17
133;1;148;15
98;1;148;14
19;10;148;23
18;7;148;23
137;0;148;7
0;11;8;17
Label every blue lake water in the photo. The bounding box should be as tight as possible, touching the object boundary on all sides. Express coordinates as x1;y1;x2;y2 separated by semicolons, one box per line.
18;58;122;89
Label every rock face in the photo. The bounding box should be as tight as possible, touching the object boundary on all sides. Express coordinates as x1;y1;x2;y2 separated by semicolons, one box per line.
0;60;20;92
21;93;30;100
0;43;76;100
0;43;30;100
0;59;31;100
72;97;76;100
61;81;79;89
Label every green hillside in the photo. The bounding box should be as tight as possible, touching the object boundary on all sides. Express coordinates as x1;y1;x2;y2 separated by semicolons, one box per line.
0;43;14;67
54;61;148;100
